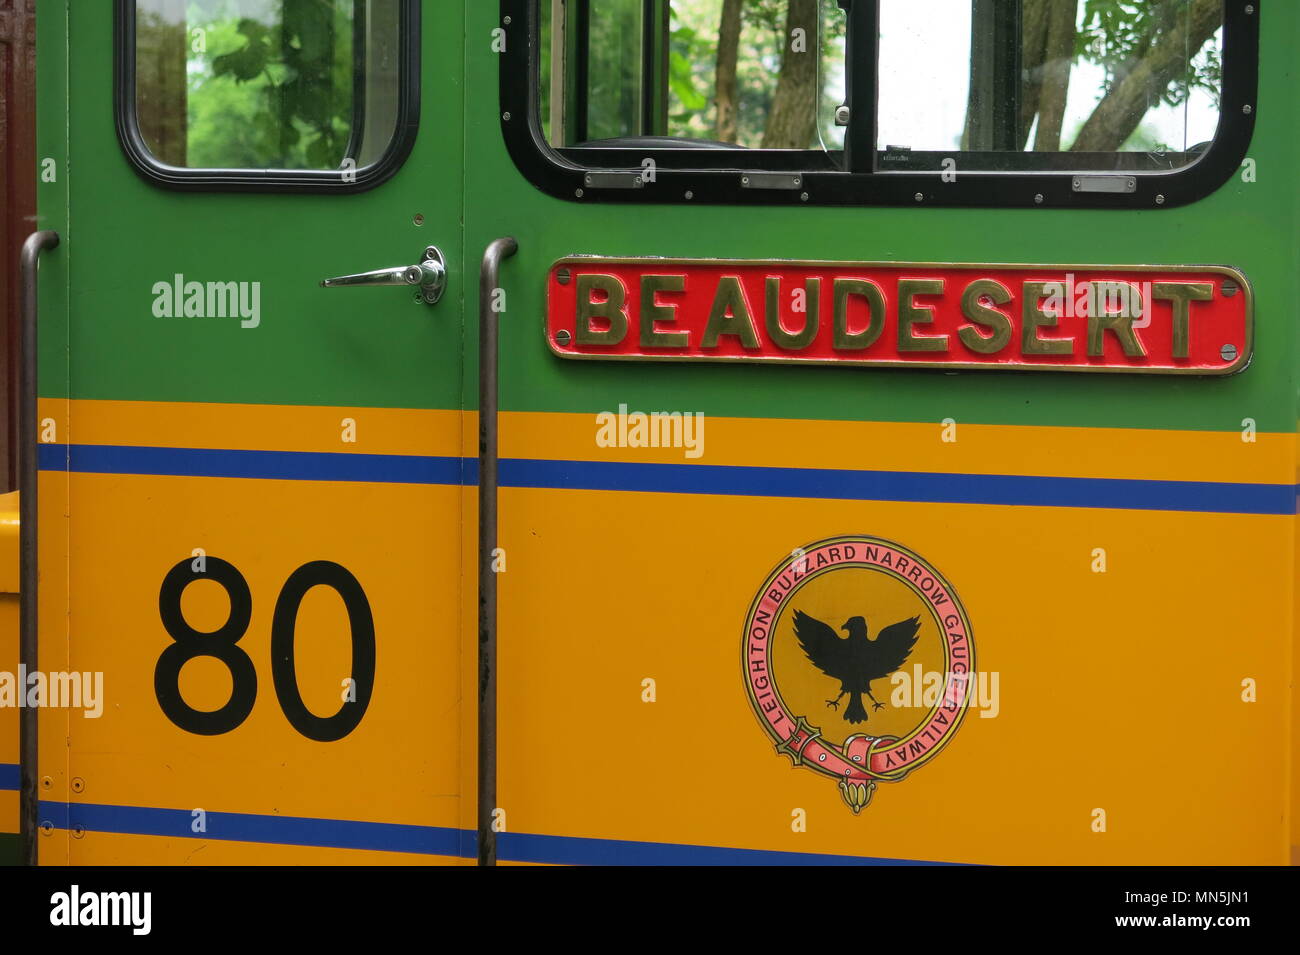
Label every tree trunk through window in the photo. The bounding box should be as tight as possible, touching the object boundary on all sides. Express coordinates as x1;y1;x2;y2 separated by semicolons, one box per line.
714;0;743;143
1071;0;1222;152
761;0;818;149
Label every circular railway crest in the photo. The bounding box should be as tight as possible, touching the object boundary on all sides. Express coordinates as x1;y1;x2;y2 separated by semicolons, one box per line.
742;536;975;813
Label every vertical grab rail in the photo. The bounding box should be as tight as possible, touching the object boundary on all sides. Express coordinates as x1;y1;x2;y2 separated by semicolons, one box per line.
477;237;517;866
19;230;59;866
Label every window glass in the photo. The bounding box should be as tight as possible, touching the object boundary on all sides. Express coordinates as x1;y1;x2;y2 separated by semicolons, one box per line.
877;0;1224;171
134;0;401;170
588;0;646;142
541;0;846;151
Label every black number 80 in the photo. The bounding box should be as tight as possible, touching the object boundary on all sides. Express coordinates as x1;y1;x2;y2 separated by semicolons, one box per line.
156;557;376;742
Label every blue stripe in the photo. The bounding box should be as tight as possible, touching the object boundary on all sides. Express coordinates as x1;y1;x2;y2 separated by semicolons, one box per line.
42;443;467;486
0;763;17;791
37;799;942;865
40;800;463;857
501;458;1297;515
37;443;1298;515
495;829;945;866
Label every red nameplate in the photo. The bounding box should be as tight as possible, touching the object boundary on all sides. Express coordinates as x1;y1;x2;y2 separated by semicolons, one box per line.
545;258;1252;375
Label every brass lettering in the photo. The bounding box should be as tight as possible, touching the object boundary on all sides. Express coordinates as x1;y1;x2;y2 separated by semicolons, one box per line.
1152;282;1215;358
576;274;629;345
898;279;948;352
765;277;819;350
958;279;1012;354
1085;282;1146;357
702;276;761;349
640;274;689;348
833;278;885;350
1021;281;1073;355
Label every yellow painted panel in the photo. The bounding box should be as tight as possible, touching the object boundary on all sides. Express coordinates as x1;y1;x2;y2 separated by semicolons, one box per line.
0;492;18;593
38;466;73;864
55;472;463;863
39;399;1293;486
68;830;465;865
0;791;15;837
500;412;1294;485
32;398;1296;864
0;595;15;836
41;398;462;458
494;487;1291;865
1;494;17;840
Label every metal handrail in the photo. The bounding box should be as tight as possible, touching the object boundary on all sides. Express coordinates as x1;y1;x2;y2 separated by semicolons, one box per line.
19;229;59;867
477;236;517;866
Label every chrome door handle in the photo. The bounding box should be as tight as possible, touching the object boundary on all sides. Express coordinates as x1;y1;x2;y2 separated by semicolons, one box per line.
320;245;447;304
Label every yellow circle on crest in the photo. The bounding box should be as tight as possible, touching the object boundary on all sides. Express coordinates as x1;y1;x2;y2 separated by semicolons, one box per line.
772;565;946;747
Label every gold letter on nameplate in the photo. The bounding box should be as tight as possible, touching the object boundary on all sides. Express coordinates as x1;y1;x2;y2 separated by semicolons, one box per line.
766;277;820;350
1152;282;1215;359
640;275;689;348
576;274;629;345
702;276;761;349
958;279;1012;354
833;278;885;350
898;279;948;352
1085;283;1147;358
1022;281;1073;355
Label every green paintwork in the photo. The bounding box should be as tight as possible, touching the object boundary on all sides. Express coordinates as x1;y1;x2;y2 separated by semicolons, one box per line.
36;1;1298;436
38;1;466;413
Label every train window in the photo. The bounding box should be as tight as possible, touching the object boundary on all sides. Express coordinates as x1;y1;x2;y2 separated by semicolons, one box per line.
877;0;1224;172
117;0;420;190
539;0;846;154
502;0;1256;208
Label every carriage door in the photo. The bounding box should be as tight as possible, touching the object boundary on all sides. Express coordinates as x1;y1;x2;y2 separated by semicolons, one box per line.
35;0;468;863
470;0;1286;865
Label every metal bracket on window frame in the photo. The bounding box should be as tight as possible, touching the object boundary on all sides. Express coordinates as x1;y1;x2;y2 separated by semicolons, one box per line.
582;172;646;190
1072;176;1138;194
741;173;804;191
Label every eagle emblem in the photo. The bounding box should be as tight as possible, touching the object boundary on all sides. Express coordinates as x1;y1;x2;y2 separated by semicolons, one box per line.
793;611;920;724
743;536;975;813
